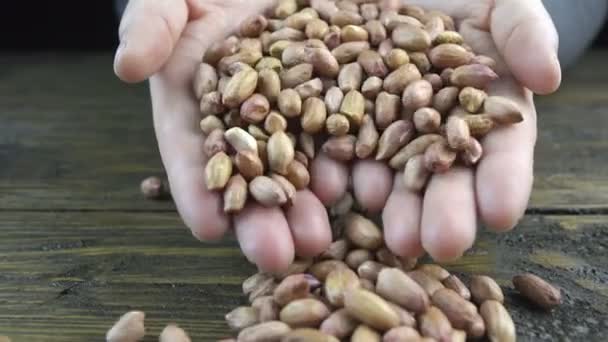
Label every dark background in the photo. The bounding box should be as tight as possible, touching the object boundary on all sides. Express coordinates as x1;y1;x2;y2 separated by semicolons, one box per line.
0;1;607;51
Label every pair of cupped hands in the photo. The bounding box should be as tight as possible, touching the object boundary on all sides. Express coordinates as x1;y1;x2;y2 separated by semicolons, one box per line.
114;0;561;273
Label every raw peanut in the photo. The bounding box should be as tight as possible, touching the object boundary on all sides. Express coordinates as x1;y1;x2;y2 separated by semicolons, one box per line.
282;329;339;342
205;152;233;190
377;39;394;58
463;114;495;136
261;32;273;53
252;296;280;322
295;77;324;99
362;76;383;99
376;268;429;313
434;31;464;45
364;99;375;115
326;113;351;136
403;80;433;111
268;27;306;46
278;89;302;118
484;96;524;124
384;48;409;70
323;25;342;50
241;94;271;123
451;330;467;342
307;47;341;78
271;174;296;206
237;321;291;342
375;92;401;130
306;19;330;40
243;273;273;295
443;275;471;301
364;20;387;46
249;277;278;302
345;249;374;270
513;273;562;310
341;25;369;42
269;40;291;59
332;41;370;63
432;288;485;337
374;247;401;268
382;326;420;342
402;4;426;21
417;264;450;281
338;62;363;92
360;278;375;292
409;51;431;74
279;298;330;327
294;151;309;167
344;289;400;332
429;43;472;69
249;176;288;207
235;150;265;180
218;75;231;95
273;274;313;306
286;160;310;189
446;115;471;150
387;303;416;327
240;14;268;37
275;0;298;19
340;90;365;126
200;115;225;135
203;36;240;65
361;3;379;20
408;270;445;296
193;63;218;99
274;259;313;280
382;13;424;32
312;0;339;21
351;325;381;342
325;86;345;114
356;114;380;159
106;311;145;342
281;43;308;67
284;8;319;30
200;91;225;116
262;111;286;134
225;306;259;332
302;97;327;133
225;127;258;154
241;39;263;55
413;107;441;133
322;135;357;161
257;69;281;104
159;324;191;342
223;68;259;108
358;50;389;78
320;239;350;260
345;213;383;250
424;140;456;173
389;133;443;169
281;63;313;88
336;0;359;13
357;261;385;282
392;23;431;51
325;267;361;307
309;260;350;282
424;14;444;41
403;154;430;192
320;308;358;338
331;10;364;27
223;174;248;214
459;87;487;113
423;73;443;92
140;176;169;200
471;54;497;69
440;67;454;86
298;132;315;159
433;86;459;114
219;51;263;74
322;78;338;93
450;63;499;88
480;300;516;342
419;306;453;342
470;275;504;305
376;120;416;160
383;63;421;95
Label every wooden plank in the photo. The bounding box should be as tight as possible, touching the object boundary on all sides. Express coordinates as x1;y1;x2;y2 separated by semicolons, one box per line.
1;52;608;210
0;211;605;341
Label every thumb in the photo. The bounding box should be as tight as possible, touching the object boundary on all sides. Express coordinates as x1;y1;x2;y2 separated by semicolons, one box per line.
114;0;189;83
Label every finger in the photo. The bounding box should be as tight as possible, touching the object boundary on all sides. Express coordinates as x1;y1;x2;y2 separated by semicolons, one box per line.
310;154;349;206
234;204;295;273
476;78;536;231
352;160;393;214
491;0;561;94
114;0;188;83
285;190;333;258
382;174;424;258
421;167;477;262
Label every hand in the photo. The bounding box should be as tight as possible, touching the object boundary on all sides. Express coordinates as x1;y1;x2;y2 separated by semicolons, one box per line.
380;0;561;261
114;0;346;273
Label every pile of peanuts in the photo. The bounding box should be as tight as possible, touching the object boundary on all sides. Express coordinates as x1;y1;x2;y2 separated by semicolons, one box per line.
194;0;524;214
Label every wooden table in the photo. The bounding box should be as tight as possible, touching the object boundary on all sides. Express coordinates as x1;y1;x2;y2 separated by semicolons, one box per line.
1;52;607;341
